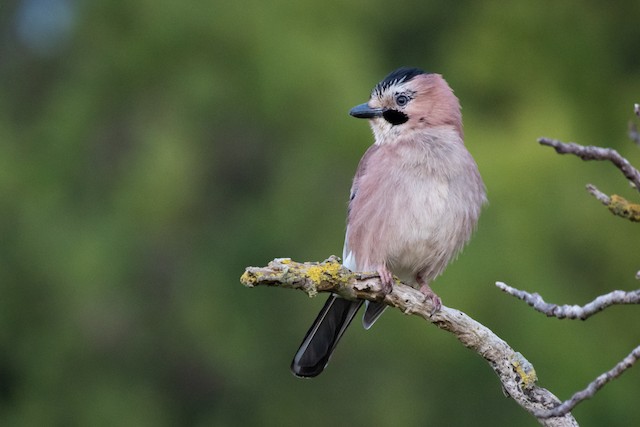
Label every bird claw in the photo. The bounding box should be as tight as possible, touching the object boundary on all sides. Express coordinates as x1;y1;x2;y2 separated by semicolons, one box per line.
377;266;394;295
419;284;442;316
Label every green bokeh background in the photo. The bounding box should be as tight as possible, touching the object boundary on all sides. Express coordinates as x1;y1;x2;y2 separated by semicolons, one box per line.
2;1;640;425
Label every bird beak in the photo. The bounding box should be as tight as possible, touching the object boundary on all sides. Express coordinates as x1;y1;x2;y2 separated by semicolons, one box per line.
349;103;385;119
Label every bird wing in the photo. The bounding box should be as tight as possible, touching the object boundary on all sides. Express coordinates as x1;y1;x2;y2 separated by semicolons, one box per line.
343;144;388;329
343;143;380;268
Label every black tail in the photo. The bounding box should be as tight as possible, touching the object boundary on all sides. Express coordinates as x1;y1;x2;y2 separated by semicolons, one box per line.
291;295;363;378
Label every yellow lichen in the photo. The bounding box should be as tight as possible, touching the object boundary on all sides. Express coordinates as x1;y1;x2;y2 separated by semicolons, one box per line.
608;194;640;222
306;260;345;284
240;270;256;286
511;353;537;389
306;265;326;283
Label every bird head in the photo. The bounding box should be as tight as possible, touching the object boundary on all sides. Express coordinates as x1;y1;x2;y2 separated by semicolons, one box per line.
350;67;463;144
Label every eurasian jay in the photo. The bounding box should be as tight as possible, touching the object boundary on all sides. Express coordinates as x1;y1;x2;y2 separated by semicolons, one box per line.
291;67;487;378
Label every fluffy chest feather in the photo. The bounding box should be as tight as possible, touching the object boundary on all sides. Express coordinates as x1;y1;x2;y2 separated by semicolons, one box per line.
344;130;485;284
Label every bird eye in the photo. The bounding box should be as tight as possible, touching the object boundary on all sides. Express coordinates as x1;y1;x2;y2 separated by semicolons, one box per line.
395;94;410;107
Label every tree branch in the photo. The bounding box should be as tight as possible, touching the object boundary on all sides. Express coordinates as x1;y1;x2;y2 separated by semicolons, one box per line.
538;137;640;191
605;194;640;222
523;106;640;419
628;123;640;147
584;184;640;222
496;281;640;418
495;281;640;320
585;183;611;205
629;103;640;146
534;346;640;418
536;345;640;419
539;136;640;221
241;256;579;427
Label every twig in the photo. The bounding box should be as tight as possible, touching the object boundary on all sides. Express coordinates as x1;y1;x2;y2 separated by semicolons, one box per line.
585;184;611;205
540;137;640;221
535;345;640;419
497;282;640;418
629;104;640;146
629;123;640;146
496;282;640;320
538;138;640;191
607;194;640;222
584;184;640;221
242;257;578;427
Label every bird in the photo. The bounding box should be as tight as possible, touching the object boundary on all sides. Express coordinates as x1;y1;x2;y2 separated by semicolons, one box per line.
290;67;487;378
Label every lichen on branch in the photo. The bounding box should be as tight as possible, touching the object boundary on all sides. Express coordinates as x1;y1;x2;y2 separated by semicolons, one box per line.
607;194;640;222
241;257;578;427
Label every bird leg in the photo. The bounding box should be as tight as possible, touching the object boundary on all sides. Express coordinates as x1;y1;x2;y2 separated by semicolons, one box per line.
416;273;442;315
376;265;394;295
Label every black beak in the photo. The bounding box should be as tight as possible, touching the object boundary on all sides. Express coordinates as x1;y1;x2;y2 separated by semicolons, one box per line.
349;103;384;119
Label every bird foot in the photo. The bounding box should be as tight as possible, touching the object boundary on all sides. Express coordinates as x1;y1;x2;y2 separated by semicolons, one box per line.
419;283;442;316
376;266;394;295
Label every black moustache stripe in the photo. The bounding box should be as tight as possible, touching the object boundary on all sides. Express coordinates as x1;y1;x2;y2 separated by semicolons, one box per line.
383;109;409;126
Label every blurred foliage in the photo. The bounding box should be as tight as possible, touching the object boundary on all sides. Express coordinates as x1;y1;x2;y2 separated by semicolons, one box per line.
1;0;640;425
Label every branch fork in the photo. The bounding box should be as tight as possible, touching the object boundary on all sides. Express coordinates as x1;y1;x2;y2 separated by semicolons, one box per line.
242;257;578;427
